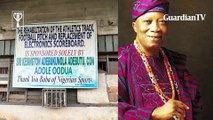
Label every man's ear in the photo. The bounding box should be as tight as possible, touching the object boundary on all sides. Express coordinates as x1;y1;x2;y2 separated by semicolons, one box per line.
132;21;137;33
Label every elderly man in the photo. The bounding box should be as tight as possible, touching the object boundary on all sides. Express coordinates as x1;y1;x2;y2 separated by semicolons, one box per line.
118;0;203;120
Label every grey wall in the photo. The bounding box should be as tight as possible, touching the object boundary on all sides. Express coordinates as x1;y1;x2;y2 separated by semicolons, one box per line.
119;0;213;119
0;0;118;40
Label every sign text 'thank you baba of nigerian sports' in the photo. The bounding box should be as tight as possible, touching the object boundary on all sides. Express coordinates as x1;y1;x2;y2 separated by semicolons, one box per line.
13;21;98;88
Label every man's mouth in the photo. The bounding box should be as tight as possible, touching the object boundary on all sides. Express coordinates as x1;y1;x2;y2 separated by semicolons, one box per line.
147;35;162;40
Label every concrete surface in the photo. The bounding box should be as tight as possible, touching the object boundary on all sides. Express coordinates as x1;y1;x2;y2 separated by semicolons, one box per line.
0;105;117;120
106;75;118;103
0;0;118;41
77;73;109;104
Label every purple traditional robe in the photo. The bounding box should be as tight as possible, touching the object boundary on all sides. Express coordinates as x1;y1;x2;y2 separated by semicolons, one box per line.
118;44;202;120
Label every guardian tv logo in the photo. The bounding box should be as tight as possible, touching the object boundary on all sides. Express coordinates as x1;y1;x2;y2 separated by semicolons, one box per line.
163;14;206;21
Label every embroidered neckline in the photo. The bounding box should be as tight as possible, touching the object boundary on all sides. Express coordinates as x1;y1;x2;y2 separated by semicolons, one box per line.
134;39;176;102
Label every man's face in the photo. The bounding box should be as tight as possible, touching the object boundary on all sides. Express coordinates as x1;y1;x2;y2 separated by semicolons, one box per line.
132;12;168;51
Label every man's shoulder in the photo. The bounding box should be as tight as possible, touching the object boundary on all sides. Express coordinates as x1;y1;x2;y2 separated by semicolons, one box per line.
118;44;135;55
118;44;136;60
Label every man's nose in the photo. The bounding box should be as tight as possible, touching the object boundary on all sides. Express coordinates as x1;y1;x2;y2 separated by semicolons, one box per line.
150;22;160;32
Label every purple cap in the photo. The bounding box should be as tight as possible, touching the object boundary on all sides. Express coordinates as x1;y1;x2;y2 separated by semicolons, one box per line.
132;0;169;20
